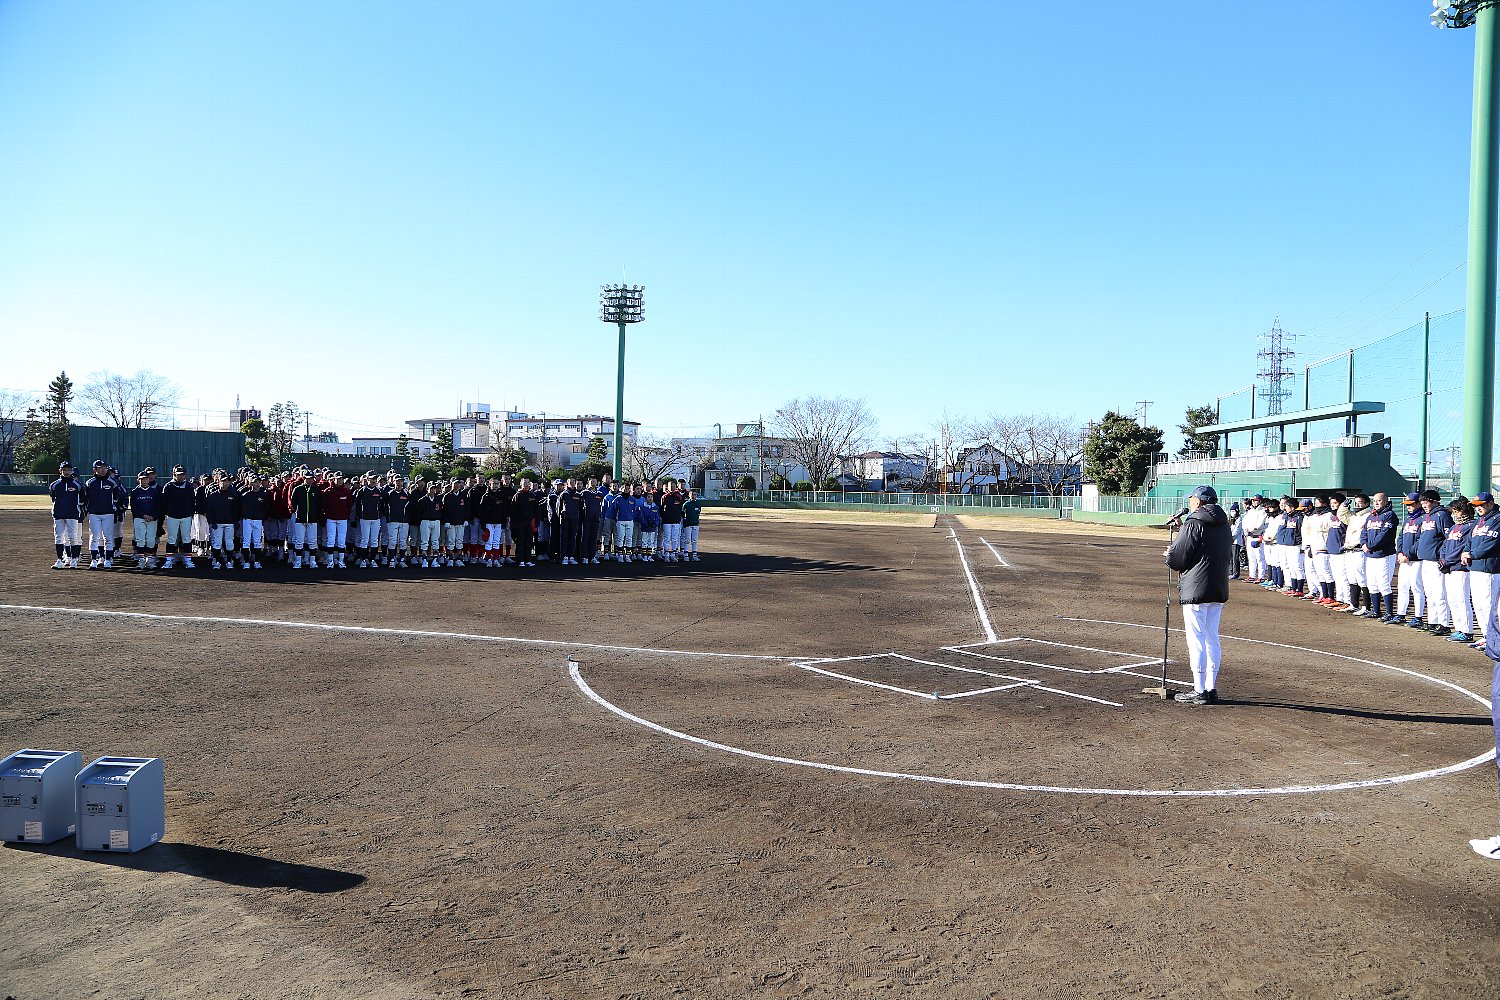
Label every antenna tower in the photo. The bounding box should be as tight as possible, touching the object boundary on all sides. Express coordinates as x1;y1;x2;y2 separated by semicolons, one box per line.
1256;317;1297;447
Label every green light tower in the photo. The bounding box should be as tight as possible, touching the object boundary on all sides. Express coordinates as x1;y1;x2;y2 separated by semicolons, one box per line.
1434;0;1500;493
599;284;644;480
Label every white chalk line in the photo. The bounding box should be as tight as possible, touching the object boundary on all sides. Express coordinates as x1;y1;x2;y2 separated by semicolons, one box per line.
948;528;997;643
1056;616;1497;714
979;537;1012;568
0;604;798;661
951;637;1153;660
794;662;939;701
801;650;1118;706
567;662;1489;797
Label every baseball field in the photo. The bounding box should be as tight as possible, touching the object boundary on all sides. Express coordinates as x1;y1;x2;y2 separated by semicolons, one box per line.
1;507;1497;998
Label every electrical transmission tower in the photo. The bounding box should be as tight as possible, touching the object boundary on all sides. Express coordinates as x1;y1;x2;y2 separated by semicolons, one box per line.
1256;317;1297;448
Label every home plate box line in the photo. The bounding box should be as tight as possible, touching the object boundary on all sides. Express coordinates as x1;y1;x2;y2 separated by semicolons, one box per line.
943;637;1193;688
788;637;1180;707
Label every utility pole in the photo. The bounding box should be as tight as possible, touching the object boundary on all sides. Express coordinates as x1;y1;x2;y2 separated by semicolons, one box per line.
1135;400;1153;425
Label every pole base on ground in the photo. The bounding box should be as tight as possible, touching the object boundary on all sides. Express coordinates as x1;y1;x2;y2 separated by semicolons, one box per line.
1141;685;1170;700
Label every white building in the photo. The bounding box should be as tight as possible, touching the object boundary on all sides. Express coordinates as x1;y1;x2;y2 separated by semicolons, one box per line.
700;424;811;494
498;412;639;470
951;444;1014;494
310;436;435;459
844;451;930;490
406;403;494;454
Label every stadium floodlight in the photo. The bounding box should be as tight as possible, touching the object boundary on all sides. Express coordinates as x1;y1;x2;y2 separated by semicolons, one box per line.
600;284;645;480
1430;1;1495;28
1433;0;1500;494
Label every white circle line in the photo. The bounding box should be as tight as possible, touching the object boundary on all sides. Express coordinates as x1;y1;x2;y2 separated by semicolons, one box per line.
0;603;799;661
567;651;1497;800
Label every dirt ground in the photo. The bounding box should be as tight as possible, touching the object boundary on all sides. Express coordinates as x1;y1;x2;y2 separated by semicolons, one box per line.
1;508;1497;999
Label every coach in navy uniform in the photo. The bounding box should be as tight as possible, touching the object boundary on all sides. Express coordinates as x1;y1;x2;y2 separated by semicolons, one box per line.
1164;485;1232;706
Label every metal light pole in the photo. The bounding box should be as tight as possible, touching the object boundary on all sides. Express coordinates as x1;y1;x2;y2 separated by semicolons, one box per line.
1435;1;1500;493
599;285;644;481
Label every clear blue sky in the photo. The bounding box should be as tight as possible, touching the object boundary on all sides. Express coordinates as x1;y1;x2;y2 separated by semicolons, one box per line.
0;0;1481;450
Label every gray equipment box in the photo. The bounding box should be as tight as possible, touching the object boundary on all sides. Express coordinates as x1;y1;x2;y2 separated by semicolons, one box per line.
76;756;164;854
0;748;83;844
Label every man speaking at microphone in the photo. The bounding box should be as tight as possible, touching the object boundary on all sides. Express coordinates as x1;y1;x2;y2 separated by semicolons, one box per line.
1164;485;1233;705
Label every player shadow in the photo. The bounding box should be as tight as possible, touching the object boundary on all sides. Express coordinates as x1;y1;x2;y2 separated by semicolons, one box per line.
1220;698;1492;726
3;840;365;893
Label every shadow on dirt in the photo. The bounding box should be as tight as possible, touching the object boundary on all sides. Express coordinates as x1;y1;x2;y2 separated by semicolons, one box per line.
4;840;365;893
1221;698;1492;727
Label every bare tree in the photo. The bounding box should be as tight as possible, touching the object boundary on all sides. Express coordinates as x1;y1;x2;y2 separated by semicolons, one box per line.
76;370;181;429
0;389;32;472
772;396;876;487
622;434;689;483
969;412;1084;497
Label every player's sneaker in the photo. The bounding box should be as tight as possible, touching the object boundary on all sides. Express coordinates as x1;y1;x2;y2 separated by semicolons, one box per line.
162;557;176;570
102;558;113;569
1174;689;1216;705
1407;618;1427;629
1447;631;1474;642
1471;834;1500;861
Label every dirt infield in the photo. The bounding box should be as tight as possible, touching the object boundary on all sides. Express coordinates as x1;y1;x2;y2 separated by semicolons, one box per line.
1;510;1497;998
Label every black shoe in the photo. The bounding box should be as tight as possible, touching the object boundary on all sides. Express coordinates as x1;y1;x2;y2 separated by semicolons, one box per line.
1428;623;1450;635
1203;689;1219;704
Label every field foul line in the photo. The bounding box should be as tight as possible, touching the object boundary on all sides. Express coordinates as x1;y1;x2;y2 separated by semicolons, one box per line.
979;538;1012;568
948;529;997;643
568;662;1492;797
0;604;799;661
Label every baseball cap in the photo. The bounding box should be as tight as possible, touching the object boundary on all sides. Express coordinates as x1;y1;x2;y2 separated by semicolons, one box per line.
1190;485;1217;504
58;460;73;470
1298;498;1313;509
92;460;106;468
1473;492;1494;505
172;464;186;473
1250;493;1263;500
1404;492;1420;505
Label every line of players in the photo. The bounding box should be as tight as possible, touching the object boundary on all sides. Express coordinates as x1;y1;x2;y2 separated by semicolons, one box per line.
1231;489;1500;649
45;460;703;571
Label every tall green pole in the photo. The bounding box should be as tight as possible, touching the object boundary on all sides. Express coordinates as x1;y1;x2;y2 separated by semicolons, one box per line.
613;321;626;481
1462;6;1500;495
1421;311;1431;491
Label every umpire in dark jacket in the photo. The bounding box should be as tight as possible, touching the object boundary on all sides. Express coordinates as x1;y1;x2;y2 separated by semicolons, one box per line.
1165;485;1232;705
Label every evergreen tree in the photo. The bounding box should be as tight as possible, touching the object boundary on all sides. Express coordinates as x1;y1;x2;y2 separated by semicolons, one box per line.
1083;411;1164;494
1178;404;1220;458
242;418;276;475
15;371;73;474
431;428;456;469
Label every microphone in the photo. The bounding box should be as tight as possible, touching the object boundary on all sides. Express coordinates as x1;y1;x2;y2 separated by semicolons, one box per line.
1165;506;1189;529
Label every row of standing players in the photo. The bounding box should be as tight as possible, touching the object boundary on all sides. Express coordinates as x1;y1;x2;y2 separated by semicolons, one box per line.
1229;489;1500;650
44;460;703;571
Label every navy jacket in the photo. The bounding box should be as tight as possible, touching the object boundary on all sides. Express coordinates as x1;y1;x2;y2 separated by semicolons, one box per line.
1416;508;1454;561
1398;512;1422;558
201;486;239;525
82;475;126;516
410;492;442;523
160;480;199;519
1439;519;1474;572
48;477;83;520
239;488;269;520
1466;509;1500;573
384;487;410;522
1361;507;1398;556
129;484;162;520
440;491;468;525
352;486;385;520
581;487;603;520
